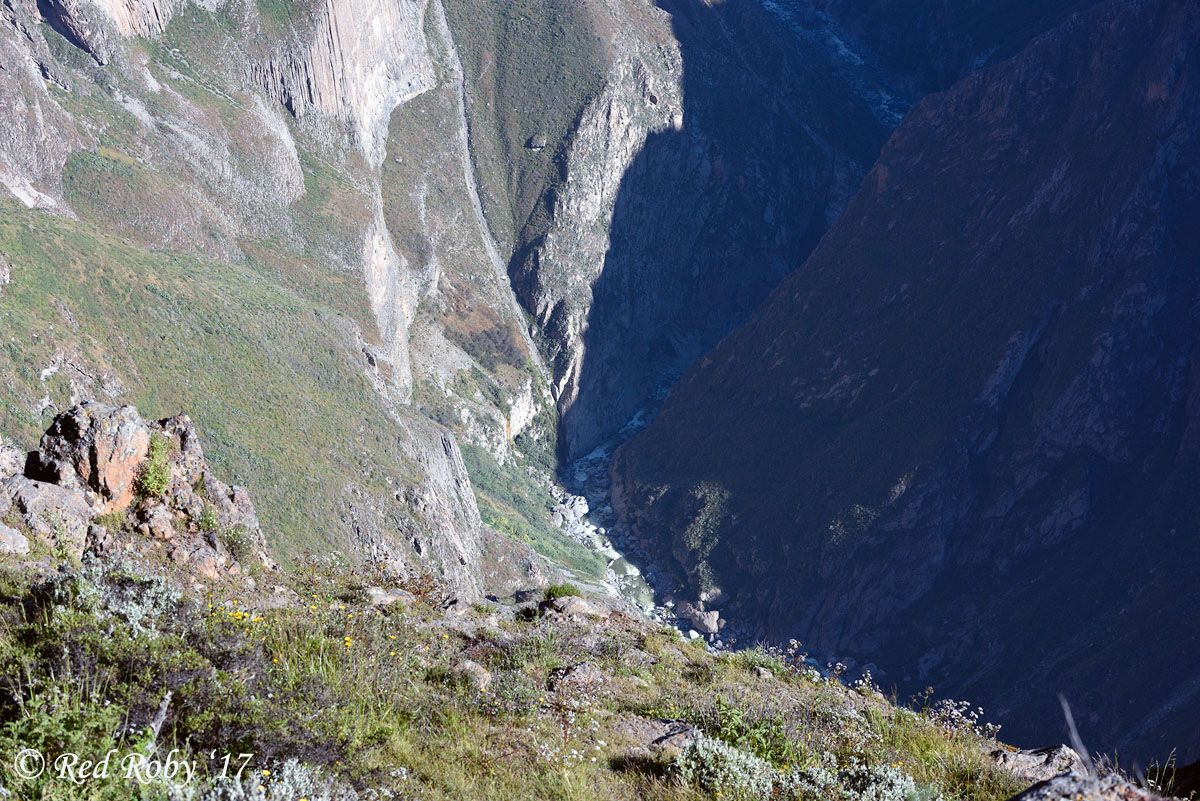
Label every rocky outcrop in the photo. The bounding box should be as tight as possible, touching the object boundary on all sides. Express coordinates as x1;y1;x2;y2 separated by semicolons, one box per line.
28;402;151;513
615;0;1200;764
28;0;174;64
991;746;1089;785
1;403;274;578
1005;773;1166;801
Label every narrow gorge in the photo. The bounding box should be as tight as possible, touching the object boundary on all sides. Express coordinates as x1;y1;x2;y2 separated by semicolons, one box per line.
1;0;1197;795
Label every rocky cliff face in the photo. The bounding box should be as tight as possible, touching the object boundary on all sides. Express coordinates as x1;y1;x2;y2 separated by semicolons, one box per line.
251;0;434;165
452;0;898;460
615;0;1200;763
0;0;558;601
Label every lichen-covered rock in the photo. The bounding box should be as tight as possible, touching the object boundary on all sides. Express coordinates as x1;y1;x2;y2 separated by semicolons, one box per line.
0;523;29;555
3;403;275;578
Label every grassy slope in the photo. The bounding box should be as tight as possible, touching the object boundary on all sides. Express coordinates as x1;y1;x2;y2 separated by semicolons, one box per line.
0;556;1027;800
0;201;419;558
441;0;609;245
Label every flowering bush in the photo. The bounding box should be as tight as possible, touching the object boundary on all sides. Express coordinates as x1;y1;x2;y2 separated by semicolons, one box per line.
671;734;777;800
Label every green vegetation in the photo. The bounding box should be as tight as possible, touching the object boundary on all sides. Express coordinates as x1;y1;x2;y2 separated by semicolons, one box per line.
0;201;422;559
460;443;607;578
543;583;580;601
442;0;610;241
0;557;1028;801
137;433;172;499
197;504;219;533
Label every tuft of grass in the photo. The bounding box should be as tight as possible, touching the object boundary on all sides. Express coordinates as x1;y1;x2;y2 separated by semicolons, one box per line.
137;432;172;498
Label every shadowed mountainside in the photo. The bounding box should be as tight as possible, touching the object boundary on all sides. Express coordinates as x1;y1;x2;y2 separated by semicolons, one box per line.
615;0;1200;764
549;0;895;461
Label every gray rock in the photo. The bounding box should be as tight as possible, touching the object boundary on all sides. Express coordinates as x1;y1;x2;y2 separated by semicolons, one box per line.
85;523;112;556
552;662;608;691
991;745;1088;785
0;435;21;481
138;505;176;541
1003;772;1165;801
453;659;491;691
615;716;698;761
677;600;720;635
365;586;415;608
545;595;602;617
0;524;30;555
1;475;91;556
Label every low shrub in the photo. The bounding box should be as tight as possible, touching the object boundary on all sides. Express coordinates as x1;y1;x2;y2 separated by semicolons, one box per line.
544;583;580;601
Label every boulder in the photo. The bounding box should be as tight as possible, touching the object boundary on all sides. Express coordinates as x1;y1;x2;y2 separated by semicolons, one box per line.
365;586;416;608
1003;772;1165;801
1;475;91;556
992;745;1088;785
0;524;29;555
614;715;698;761
677;600;720;635
27;402;150;513
453;659;492;691
552;662;608;691
543;595;604;618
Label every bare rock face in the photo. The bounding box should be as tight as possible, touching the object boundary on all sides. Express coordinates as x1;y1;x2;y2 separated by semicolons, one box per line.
28;402;151;514
34;0;118;65
251;0;434;164
0;435;21;480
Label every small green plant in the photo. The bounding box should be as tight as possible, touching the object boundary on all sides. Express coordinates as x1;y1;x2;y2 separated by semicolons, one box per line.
220;524;254;563
544;583;580;601
197;503;219;533
93;507;127;532
137;432;172;498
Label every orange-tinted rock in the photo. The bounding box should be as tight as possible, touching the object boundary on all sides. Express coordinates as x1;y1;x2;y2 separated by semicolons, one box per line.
29;402;150;513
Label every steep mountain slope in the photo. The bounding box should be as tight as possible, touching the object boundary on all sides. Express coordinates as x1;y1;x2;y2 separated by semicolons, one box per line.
823;0;1103;93
448;0;898;460
0;0;567;596
615;0;1200;763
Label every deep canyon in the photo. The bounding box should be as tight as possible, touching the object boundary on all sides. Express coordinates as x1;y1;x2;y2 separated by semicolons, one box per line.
0;0;1197;777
